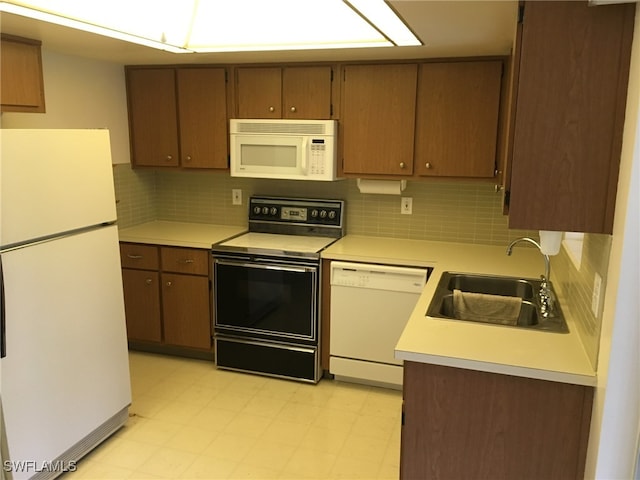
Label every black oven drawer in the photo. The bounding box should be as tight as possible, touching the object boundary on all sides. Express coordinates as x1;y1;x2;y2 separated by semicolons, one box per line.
215;337;319;383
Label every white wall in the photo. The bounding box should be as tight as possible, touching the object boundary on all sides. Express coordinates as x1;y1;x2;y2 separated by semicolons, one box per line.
1;49;131;165
586;7;640;479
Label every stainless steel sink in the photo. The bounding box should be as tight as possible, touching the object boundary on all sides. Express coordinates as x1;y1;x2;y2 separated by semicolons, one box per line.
426;272;569;333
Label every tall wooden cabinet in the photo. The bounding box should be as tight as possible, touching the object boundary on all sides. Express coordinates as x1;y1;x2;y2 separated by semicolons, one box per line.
341;63;418;176
235;65;334;119
414;61;502;178
505;1;635;233
120;243;213;358
126;67;228;169
1;34;45;113
401;361;594;480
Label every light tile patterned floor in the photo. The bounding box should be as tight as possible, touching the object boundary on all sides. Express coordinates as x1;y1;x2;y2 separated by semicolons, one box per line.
69;352;403;479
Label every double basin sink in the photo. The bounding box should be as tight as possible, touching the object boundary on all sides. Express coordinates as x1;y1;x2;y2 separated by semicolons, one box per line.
426;272;569;333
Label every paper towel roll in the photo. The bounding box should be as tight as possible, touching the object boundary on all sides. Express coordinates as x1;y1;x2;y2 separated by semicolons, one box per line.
539;230;563;255
357;178;407;195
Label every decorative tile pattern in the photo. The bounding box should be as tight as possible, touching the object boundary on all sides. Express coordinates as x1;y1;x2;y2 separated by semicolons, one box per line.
553;234;612;369
114;167;535;245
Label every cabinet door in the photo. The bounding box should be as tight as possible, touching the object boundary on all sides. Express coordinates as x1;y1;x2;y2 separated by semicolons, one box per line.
121;269;162;342
283;66;332;119
177;68;229;169
162;273;211;349
507;1;635;233
401;361;593;479
236;67;282;118
127;68;180;167
341;64;417;175
0;35;45;113
414;61;502;178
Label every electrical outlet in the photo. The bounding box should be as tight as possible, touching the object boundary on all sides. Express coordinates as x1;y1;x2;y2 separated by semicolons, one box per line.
401;197;413;215
592;273;602;316
232;189;242;206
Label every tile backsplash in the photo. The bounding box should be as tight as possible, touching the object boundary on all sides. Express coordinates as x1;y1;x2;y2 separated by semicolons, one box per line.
553;234;612;369
114;164;534;246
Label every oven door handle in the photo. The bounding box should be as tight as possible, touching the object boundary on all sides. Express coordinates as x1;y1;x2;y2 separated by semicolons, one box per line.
215;258;316;274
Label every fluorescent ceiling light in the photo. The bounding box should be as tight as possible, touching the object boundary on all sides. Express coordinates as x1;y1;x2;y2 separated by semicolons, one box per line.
348;0;421;46
0;1;193;53
0;0;421;53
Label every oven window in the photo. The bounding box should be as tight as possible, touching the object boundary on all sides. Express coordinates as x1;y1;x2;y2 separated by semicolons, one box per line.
215;261;317;340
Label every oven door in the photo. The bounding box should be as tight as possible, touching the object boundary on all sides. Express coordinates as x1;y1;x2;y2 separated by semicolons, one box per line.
213;256;319;342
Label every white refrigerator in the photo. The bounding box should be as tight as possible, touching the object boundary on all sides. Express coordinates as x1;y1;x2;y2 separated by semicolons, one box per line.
0;129;131;479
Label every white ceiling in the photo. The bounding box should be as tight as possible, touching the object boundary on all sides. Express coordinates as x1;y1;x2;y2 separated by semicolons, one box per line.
0;1;519;65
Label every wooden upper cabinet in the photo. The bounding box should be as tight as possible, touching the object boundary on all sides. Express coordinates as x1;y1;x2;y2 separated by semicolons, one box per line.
507;1;635;233
177;68;228;169
414;61;502;178
1;34;45;113
235;66;333;119
126;67;228;169
127;68;180;167
341;64;418;176
282;66;332;119
236;67;282;118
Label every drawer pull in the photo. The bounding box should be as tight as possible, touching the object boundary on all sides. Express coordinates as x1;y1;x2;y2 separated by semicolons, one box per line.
127;254;143;259
179;259;195;264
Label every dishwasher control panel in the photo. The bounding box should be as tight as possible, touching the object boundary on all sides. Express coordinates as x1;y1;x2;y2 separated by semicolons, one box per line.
330;261;430;294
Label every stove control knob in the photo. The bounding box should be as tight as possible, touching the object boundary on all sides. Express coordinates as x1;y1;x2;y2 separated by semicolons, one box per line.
320;210;327;218
328;210;336;220
270;207;278;216
253;206;261;215
311;209;319;218
262;206;269;215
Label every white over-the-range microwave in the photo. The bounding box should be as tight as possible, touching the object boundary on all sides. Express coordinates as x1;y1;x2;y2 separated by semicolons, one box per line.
229;119;338;181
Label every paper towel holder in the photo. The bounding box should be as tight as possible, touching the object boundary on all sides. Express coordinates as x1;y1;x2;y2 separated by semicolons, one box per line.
357;178;407;195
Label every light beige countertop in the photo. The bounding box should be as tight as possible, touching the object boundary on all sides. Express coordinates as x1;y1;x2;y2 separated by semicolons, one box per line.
322;235;596;387
118;221;246;249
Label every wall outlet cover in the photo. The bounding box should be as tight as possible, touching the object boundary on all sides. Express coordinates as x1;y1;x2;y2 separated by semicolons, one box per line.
401;197;413;215
232;189;242;205
592;272;602;316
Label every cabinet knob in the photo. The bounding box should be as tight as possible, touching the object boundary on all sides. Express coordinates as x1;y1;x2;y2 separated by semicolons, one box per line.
145;278;152;285
268;106;275;112
166;155;173;161
399;162;406;169
185;155;192;162
425;162;432;169
290;106;297;113
166;281;172;287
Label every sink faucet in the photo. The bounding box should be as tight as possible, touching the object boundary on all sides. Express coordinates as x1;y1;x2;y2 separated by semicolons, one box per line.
506;237;555;318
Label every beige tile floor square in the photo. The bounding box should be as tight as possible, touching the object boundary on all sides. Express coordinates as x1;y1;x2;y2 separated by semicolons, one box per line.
69;352;402;479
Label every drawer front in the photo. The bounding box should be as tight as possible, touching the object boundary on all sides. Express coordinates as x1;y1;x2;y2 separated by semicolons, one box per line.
160;247;209;275
120;243;159;270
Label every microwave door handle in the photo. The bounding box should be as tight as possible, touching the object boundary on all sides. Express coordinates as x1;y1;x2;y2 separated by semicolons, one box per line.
301;137;308;174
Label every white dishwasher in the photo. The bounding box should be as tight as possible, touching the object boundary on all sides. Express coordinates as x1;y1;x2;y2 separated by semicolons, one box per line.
329;261;430;389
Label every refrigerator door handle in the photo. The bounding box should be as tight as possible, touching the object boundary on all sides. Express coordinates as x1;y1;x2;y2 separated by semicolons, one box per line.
1;255;5;358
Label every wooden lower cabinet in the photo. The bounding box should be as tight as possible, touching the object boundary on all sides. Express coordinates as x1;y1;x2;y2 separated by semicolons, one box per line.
120;242;213;358
161;273;211;349
400;361;593;480
121;269;162;343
